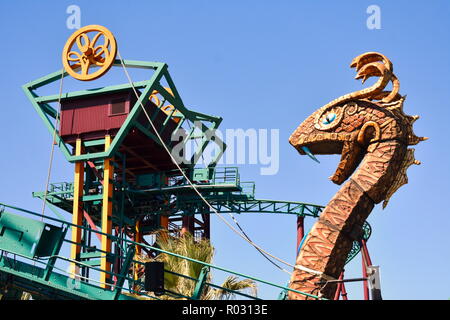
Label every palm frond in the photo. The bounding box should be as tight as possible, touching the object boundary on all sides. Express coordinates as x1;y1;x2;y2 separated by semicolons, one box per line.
135;230;258;300
207;276;258;300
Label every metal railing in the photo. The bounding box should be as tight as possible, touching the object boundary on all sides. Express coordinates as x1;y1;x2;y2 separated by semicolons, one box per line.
211;167;239;186
0;202;323;300
238;182;256;199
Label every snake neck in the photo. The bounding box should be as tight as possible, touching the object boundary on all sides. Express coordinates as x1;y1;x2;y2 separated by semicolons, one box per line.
288;140;406;300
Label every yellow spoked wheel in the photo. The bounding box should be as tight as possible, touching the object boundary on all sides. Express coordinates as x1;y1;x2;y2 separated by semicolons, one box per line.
62;25;117;81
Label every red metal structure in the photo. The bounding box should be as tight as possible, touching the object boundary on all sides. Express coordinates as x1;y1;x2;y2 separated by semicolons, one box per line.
60;90;136;143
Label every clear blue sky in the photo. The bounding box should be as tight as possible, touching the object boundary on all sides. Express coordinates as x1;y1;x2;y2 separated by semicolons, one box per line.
0;1;449;299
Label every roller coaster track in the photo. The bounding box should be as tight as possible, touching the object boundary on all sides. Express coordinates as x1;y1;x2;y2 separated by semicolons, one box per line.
32;181;371;265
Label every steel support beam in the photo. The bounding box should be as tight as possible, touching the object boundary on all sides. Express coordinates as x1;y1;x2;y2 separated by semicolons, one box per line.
70;139;84;277
133;219;143;290
100;136;114;289
296;215;304;255
361;239;373;300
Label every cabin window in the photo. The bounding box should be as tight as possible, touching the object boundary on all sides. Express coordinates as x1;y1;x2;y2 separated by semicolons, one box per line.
110;99;127;116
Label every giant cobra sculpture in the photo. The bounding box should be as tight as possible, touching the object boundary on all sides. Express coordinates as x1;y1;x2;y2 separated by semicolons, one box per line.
288;52;426;299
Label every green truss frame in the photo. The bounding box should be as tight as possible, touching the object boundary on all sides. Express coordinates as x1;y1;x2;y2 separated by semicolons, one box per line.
22;59;225;167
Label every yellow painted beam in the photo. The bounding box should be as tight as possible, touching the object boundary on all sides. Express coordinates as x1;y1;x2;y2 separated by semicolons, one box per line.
133;220;142;289
100;135;114;289
135;220;142;255
70;139;84;277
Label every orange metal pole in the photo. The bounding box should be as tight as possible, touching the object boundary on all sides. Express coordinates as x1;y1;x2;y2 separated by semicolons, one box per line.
181;216;195;235
181;216;189;235
160;216;169;229
70;139;84;277
83;210;101;241
135;220;143;254
133;220;143;290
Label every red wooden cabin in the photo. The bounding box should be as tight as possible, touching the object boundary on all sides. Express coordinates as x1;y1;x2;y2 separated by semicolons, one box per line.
59;89;185;175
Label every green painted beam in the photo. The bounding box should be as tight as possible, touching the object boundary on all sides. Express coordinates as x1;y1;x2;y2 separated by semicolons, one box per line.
191;266;209;300
35;80;150;103
113;245;136;300
188;198;324;217
0;256;136;300
24;69;69;90
83;139;106;147
113;59;163;70
22;84;73;160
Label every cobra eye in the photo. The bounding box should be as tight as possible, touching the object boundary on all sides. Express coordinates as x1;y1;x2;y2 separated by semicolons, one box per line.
322;113;336;125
